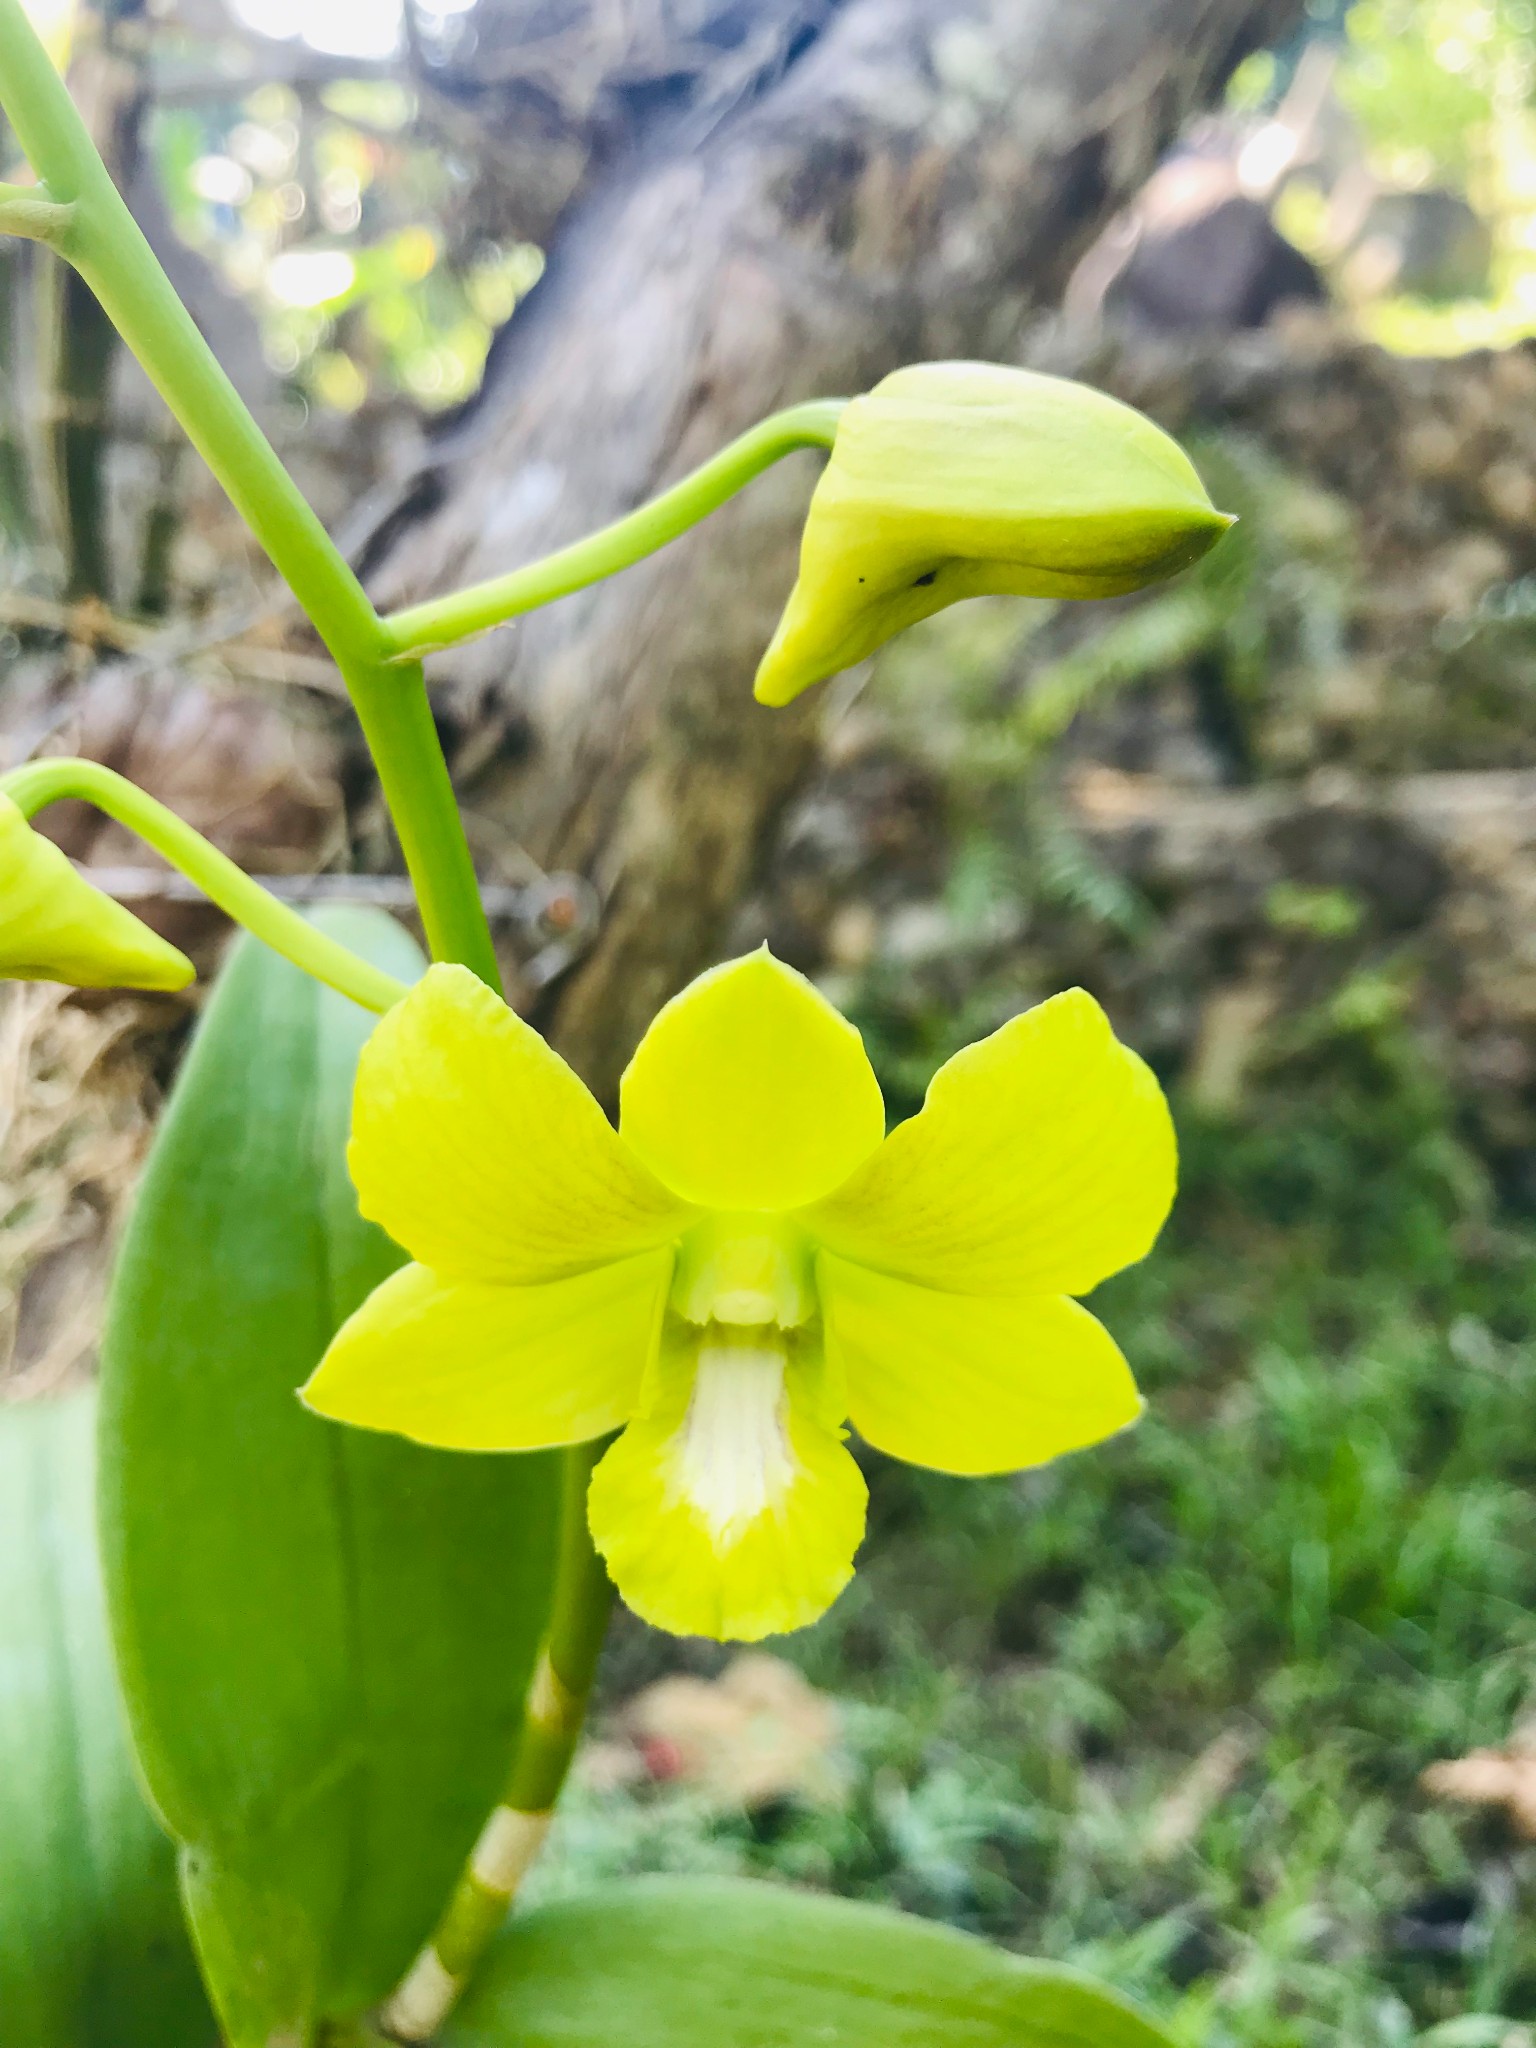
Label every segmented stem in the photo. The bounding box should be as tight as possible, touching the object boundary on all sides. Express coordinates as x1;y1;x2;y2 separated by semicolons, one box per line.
381;1442;613;2040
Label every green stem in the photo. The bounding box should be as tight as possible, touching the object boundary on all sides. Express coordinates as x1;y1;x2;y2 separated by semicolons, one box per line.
0;0;498;987
2;758;409;1014
506;1444;614;1813
336;652;502;987
381;401;846;661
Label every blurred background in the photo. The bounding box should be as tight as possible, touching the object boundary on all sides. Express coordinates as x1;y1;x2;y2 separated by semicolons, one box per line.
6;1;1536;2041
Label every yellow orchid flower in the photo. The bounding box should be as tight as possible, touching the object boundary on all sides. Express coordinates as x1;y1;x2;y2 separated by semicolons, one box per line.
754;361;1233;707
0;791;193;991
302;950;1175;1642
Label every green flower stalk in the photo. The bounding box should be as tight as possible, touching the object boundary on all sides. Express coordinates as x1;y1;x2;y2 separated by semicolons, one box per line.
754;361;1234;706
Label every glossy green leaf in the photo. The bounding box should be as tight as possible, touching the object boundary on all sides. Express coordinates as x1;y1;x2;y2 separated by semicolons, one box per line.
0;1389;217;2048
441;1877;1177;2048
98;911;561;2047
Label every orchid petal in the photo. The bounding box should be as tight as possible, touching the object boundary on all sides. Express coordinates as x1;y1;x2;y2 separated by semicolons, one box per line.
821;1251;1141;1475
349;964;689;1283
807;988;1174;1296
301;1249;671;1451
618;949;885;1212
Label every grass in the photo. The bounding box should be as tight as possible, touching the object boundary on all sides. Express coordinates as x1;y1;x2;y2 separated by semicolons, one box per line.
533;982;1536;2047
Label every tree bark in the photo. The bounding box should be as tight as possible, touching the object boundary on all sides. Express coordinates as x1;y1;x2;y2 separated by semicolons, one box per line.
368;0;1305;1097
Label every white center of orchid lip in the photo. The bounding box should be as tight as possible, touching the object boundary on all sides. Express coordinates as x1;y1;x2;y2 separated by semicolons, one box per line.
676;1333;794;1543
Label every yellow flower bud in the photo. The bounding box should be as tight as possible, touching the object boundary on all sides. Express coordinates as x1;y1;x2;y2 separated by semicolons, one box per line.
0;792;193;990
754;361;1234;706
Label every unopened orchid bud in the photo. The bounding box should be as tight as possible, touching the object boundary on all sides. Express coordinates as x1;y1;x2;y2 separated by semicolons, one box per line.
0;792;193;990
754;361;1233;706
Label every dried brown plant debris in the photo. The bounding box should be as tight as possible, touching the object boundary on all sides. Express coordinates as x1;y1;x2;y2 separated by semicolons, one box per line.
0;982;173;1400
1422;1727;1536;1840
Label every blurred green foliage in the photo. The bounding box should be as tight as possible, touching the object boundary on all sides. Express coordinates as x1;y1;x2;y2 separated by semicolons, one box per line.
1338;0;1536;189
1244;0;1536;350
153;76;542;412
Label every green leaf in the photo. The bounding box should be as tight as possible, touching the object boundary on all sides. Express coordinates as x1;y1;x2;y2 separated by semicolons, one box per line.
0;1389;217;2048
98;911;561;2046
440;1877;1177;2048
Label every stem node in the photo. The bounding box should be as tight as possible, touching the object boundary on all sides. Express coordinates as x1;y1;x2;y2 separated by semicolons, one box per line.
0;181;77;250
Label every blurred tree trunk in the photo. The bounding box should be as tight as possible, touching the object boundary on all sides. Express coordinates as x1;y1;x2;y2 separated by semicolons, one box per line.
368;0;1304;1097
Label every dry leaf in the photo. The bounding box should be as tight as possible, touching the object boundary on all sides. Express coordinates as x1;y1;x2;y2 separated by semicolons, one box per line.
619;1653;843;1809
0;983;171;1397
1145;1728;1253;1861
1422;1726;1536;1839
